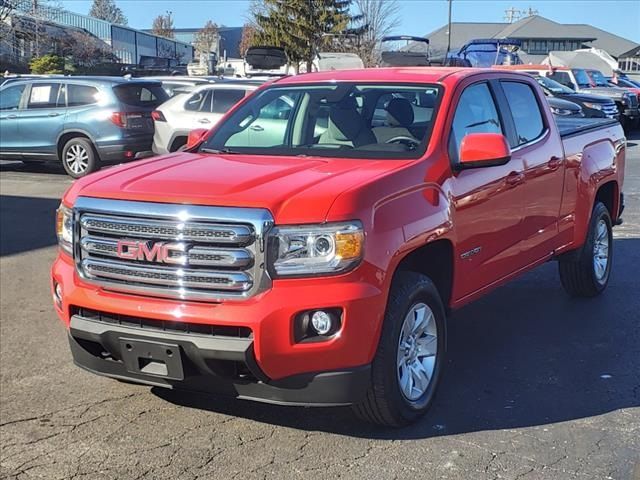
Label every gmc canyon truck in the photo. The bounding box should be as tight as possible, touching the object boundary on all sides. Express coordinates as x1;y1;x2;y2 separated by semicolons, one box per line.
52;68;626;427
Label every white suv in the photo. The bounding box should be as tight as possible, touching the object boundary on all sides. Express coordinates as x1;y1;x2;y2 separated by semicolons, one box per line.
152;82;260;154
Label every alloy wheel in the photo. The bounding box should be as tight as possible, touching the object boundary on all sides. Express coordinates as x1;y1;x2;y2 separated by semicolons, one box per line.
65;144;89;175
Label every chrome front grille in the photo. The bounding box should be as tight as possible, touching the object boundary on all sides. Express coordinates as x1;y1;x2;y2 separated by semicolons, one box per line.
601;102;619;118
73;197;273;302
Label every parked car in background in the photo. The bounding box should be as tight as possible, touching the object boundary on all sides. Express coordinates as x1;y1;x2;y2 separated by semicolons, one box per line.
152;82;259;154
606;76;640;98
546;96;583;117
0;77;168;177
139;76;210;97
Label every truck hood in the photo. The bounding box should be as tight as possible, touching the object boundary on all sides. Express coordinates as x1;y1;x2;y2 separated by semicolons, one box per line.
64;152;410;224
578;86;627;99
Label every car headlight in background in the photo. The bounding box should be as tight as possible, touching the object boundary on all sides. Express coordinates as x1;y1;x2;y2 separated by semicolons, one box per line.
56;204;73;255
551;106;579;116
268;221;364;277
582;102;603;110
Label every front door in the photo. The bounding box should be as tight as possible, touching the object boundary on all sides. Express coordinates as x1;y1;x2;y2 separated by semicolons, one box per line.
0;83;29;159
19;82;67;159
448;80;527;301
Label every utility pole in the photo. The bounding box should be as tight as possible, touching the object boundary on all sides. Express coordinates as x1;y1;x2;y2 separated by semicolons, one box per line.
445;0;452;61
503;7;521;23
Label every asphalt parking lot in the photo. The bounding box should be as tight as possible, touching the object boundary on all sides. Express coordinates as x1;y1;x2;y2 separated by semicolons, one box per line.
1;134;639;480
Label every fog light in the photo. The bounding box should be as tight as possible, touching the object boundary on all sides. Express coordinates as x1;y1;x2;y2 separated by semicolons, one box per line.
53;281;62;308
311;311;333;335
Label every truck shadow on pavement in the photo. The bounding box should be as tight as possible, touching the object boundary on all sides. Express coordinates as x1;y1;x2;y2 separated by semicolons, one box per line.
0;195;60;256
155;237;640;440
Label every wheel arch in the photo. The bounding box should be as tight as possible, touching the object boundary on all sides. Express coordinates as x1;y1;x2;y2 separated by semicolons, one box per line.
57;130;99;161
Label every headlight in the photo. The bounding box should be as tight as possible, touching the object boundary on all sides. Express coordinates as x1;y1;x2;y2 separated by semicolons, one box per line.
268;221;364;277
551;106;575;116
56;204;73;255
582;102;603;110
621;95;630;105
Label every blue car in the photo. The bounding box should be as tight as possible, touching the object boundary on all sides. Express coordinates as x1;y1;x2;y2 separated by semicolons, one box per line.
0;77;168;177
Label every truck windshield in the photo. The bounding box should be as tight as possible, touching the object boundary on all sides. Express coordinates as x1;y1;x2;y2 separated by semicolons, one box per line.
572;69;593;88
588;70;609;87
200;83;441;159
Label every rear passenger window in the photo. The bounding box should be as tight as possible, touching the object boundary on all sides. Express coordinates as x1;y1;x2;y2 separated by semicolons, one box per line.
67;84;99;106
501;81;545;146
113;84;168;107
448;82;503;164
212;89;246;114
27;83;61;109
185;90;212;112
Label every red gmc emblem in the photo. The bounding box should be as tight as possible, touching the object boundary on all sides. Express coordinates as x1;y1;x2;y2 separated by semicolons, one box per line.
116;240;186;264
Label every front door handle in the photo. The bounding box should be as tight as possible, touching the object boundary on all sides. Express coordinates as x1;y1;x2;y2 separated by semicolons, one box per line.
48;112;60;117
198;118;211;124
506;171;525;186
547;156;562;170
7;114;18;119
249;125;264;132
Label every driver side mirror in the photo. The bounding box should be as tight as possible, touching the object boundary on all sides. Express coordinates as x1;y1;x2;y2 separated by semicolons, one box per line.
458;133;511;169
186;128;209;150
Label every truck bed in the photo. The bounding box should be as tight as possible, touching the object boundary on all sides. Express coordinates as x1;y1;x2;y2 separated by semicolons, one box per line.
555;117;620;138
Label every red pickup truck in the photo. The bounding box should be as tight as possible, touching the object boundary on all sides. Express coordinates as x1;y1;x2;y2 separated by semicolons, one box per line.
52;68;626;426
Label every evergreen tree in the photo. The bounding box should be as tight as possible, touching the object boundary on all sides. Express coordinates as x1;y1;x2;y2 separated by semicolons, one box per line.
253;0;353;72
88;0;127;25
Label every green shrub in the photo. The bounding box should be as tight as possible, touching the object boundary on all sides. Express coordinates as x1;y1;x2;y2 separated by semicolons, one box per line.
29;55;65;74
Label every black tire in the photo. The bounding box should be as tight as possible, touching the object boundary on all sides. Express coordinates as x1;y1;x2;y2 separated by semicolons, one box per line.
61;137;99;178
558;202;613;297
353;271;446;427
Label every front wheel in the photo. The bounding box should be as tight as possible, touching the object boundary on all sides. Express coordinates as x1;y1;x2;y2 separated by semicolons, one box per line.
558;202;613;297
353;271;446;427
61;137;99;178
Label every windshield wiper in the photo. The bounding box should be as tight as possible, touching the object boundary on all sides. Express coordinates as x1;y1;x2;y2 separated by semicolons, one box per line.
200;147;239;154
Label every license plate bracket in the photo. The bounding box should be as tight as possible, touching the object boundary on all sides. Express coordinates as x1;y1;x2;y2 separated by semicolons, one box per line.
119;338;184;380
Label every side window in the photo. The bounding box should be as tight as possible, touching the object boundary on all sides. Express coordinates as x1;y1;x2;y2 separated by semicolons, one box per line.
67;84;99;107
212;89;246;114
448;83;503;164
501;81;545;146
185;90;212;112
27;83;61;109
0;84;26;110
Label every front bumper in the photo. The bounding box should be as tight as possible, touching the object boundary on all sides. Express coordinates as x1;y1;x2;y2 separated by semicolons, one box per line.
68;315;371;406
52;253;385;389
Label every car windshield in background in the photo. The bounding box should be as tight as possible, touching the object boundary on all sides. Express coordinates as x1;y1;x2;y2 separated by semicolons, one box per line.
536;76;574;94
200;83;441;159
572;69;593;87
588;70;609;87
113;83;169;107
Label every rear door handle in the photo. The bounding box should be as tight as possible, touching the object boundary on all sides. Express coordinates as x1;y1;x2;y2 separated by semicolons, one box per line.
506;171;525;186
48;112;60;117
249;125;264;132
198;118;211;124
7;114;18;119
548;156;562;170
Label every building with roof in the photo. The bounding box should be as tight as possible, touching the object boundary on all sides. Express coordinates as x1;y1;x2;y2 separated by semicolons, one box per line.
424;15;639;69
149;27;243;60
1;5;194;71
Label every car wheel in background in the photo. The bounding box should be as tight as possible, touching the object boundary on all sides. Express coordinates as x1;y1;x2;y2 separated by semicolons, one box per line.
61;137;99;178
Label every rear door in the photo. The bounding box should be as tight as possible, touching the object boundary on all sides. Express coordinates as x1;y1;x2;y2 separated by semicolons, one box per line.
0;82;29;158
498;79;565;264
448;80;527;300
18;82;67;158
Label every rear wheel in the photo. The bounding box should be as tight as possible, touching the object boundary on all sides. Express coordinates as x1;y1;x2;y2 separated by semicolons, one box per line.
353;271;446;427
61;137;99;178
558;202;613;297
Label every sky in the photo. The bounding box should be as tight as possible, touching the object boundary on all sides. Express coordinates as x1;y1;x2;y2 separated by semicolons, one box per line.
59;0;640;43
